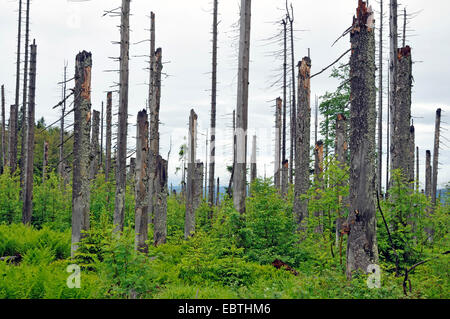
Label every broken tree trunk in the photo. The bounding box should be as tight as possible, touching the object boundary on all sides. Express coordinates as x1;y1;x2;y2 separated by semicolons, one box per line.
89;110;100;181
274;97;282;190
233;0;251;214
154;155;168;246
105;92;112;182
185;109;198;239
346;1;378;279
293;57;311;228
1;85;5;172
114;0;131;233
42;141;48;182
391;46;412;181
135;110;149;253
100;101;103;171
425;150;432;198
431;108;441;206
22;39;36;225
208;0;218;208
71;51;92;257
335;113;348;248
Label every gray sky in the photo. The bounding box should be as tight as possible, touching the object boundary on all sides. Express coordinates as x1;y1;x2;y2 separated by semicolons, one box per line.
0;0;448;190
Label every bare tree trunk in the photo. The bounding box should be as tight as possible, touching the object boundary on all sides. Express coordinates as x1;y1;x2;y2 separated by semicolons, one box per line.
415;146;419;192
89;110;100;181
114;0;131;233
129;158;136;186
282;19;287;167
100;101;103;171
314;95;318;146
431;108;441;206
281;160;288;197
314;140;324;233
71;51;92;256
58;65;67;176
1;85;6;172
105;92;112;182
250;135;257;185
233;0;251;214
208;0;218;207
335;113;347;247
287;3;296;185
216;177;220;206
425;150;432;198
274;97;282;190
346;1;378;279
377;0;383;196
293;57;311;228
42;141;48;182
22;40;36;225
185;109;198;239
386;76;390;193
154;155;168;246
227;110;236;197
409;124;415;185
135;110;149;253
194;162;204;211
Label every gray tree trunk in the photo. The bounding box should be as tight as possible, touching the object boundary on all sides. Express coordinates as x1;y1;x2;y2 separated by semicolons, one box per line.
8;104;18;172
409;124;415;185
431;108;441;206
71;51;92;257
335;113;348;247
42;141;48;182
194;162;204;211
281;160;288;197
233;0;252;214
314;140;324;233
288;7;296;185
135;110;149;253
114;0;131;233
100;101;103;171
274;97;281;190
1;85;6;172
185;109;198;239
22;40;36;225
425;150;432;198
346;1;378;279
89;110;100;181
58;65;67;176
377;0;383;195
105;92;112;182
216;177;220;206
415;146;419;192
154;155;168;246
293;57;311;228
250;135;257;185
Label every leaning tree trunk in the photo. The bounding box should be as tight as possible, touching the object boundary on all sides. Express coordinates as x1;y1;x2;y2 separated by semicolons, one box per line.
135;110;149;253
431;108;441;206
233;0;252;214
346;1;378;279
425;150;432;198
22;40;36;225
89;110;100;181
71;51;92;257
105;92;112;182
154;155;168;246
185;109;198;239
293;57;311;228
114;0;131;233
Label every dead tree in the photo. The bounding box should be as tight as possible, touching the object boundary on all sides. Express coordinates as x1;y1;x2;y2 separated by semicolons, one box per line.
431;108;441;206
154;155;168;246
281;160;288;197
135;110;149;253
250;135;257;185
1;85;6;172
208;0;218;207
274;97;282;190
233;0;252;214
22;40;36;225
391;46;412;181
409;124;415;185
42;141;49;182
105;92;112;182
227;110;236;197
346;1;378;279
71;51;92;256
89;110;100;180
216;177;220;206
389;0;398;186
425;150;432;198
314;140;324;233
114;0;131;233
335;113;348;247
194;162;204;211
185;109;198;239
58;64;67;176
386;75;390;192
129;158;136;185
415;146;419;192
282;19;287;190
100;101;104;170
287;2;296;185
377;0;384;196
293;57;311;228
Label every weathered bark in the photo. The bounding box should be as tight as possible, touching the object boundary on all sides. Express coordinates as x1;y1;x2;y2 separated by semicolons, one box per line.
233;0;251;214
100;101;103;171
431;108;441;206
389;0;398;187
22;40;36;225
250;135;257;185
154;155;168;246
314;141;324;233
408;125;415;185
8;104;18;172
282;19;287;166
274;97;282;190
58;65;67;176
335;113;348;247
208;0;218;207
227;110;236;197
293;57;311;228
288;4;296;185
415;147;419;192
194;162;204;211
391;46;412;181
377;0;383;195
89;110;100;180
425;150;432;198
114;0;131;233
105;92;112;182
346;1;378;279
386;77;390;193
216;177;220;206
42;141;49;182
129;157;136;185
185;109;198;239
135;110;149;253
281;160;288;197
1;85;6;172
71;51;92;256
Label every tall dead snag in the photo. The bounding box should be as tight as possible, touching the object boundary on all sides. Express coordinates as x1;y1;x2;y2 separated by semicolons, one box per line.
71;51;92;256
274;97;282;190
287;2;296;185
58;65;67;176
105;92;112;182
377;0;383;195
22;40;36;225
100;102;103;171
185;109;198;239
314;140;324;233
282;19;287;191
281;160;288;197
408;124;415;185
149;48;163;225
8;104;18;171
233;0;252;214
1;85;5;172
346;1;378;279
425;150;432;198
415;146;419;192
114;0;131;233
250;135;257;185
293;57;311;228
208;0;218;208
431;108;441;206
194;162;204;211
42;141;49;182
129;158;136;185
389;0;398;186
154;155;168;246
216;177;220;206
391;46;412;180
135;110;149;253
335;113;348;247
89;110;100;181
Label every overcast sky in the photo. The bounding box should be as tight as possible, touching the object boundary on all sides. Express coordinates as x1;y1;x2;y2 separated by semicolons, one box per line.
0;0;448;190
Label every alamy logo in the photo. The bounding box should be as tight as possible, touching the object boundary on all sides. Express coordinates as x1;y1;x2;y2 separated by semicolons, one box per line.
66;264;81;289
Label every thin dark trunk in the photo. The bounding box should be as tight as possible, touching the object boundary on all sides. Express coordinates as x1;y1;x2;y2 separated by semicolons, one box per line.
185;109;198;239
377;0;383;195
89;110;100;180
425;150;432;198
431;109;441;206
105;92;112;182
